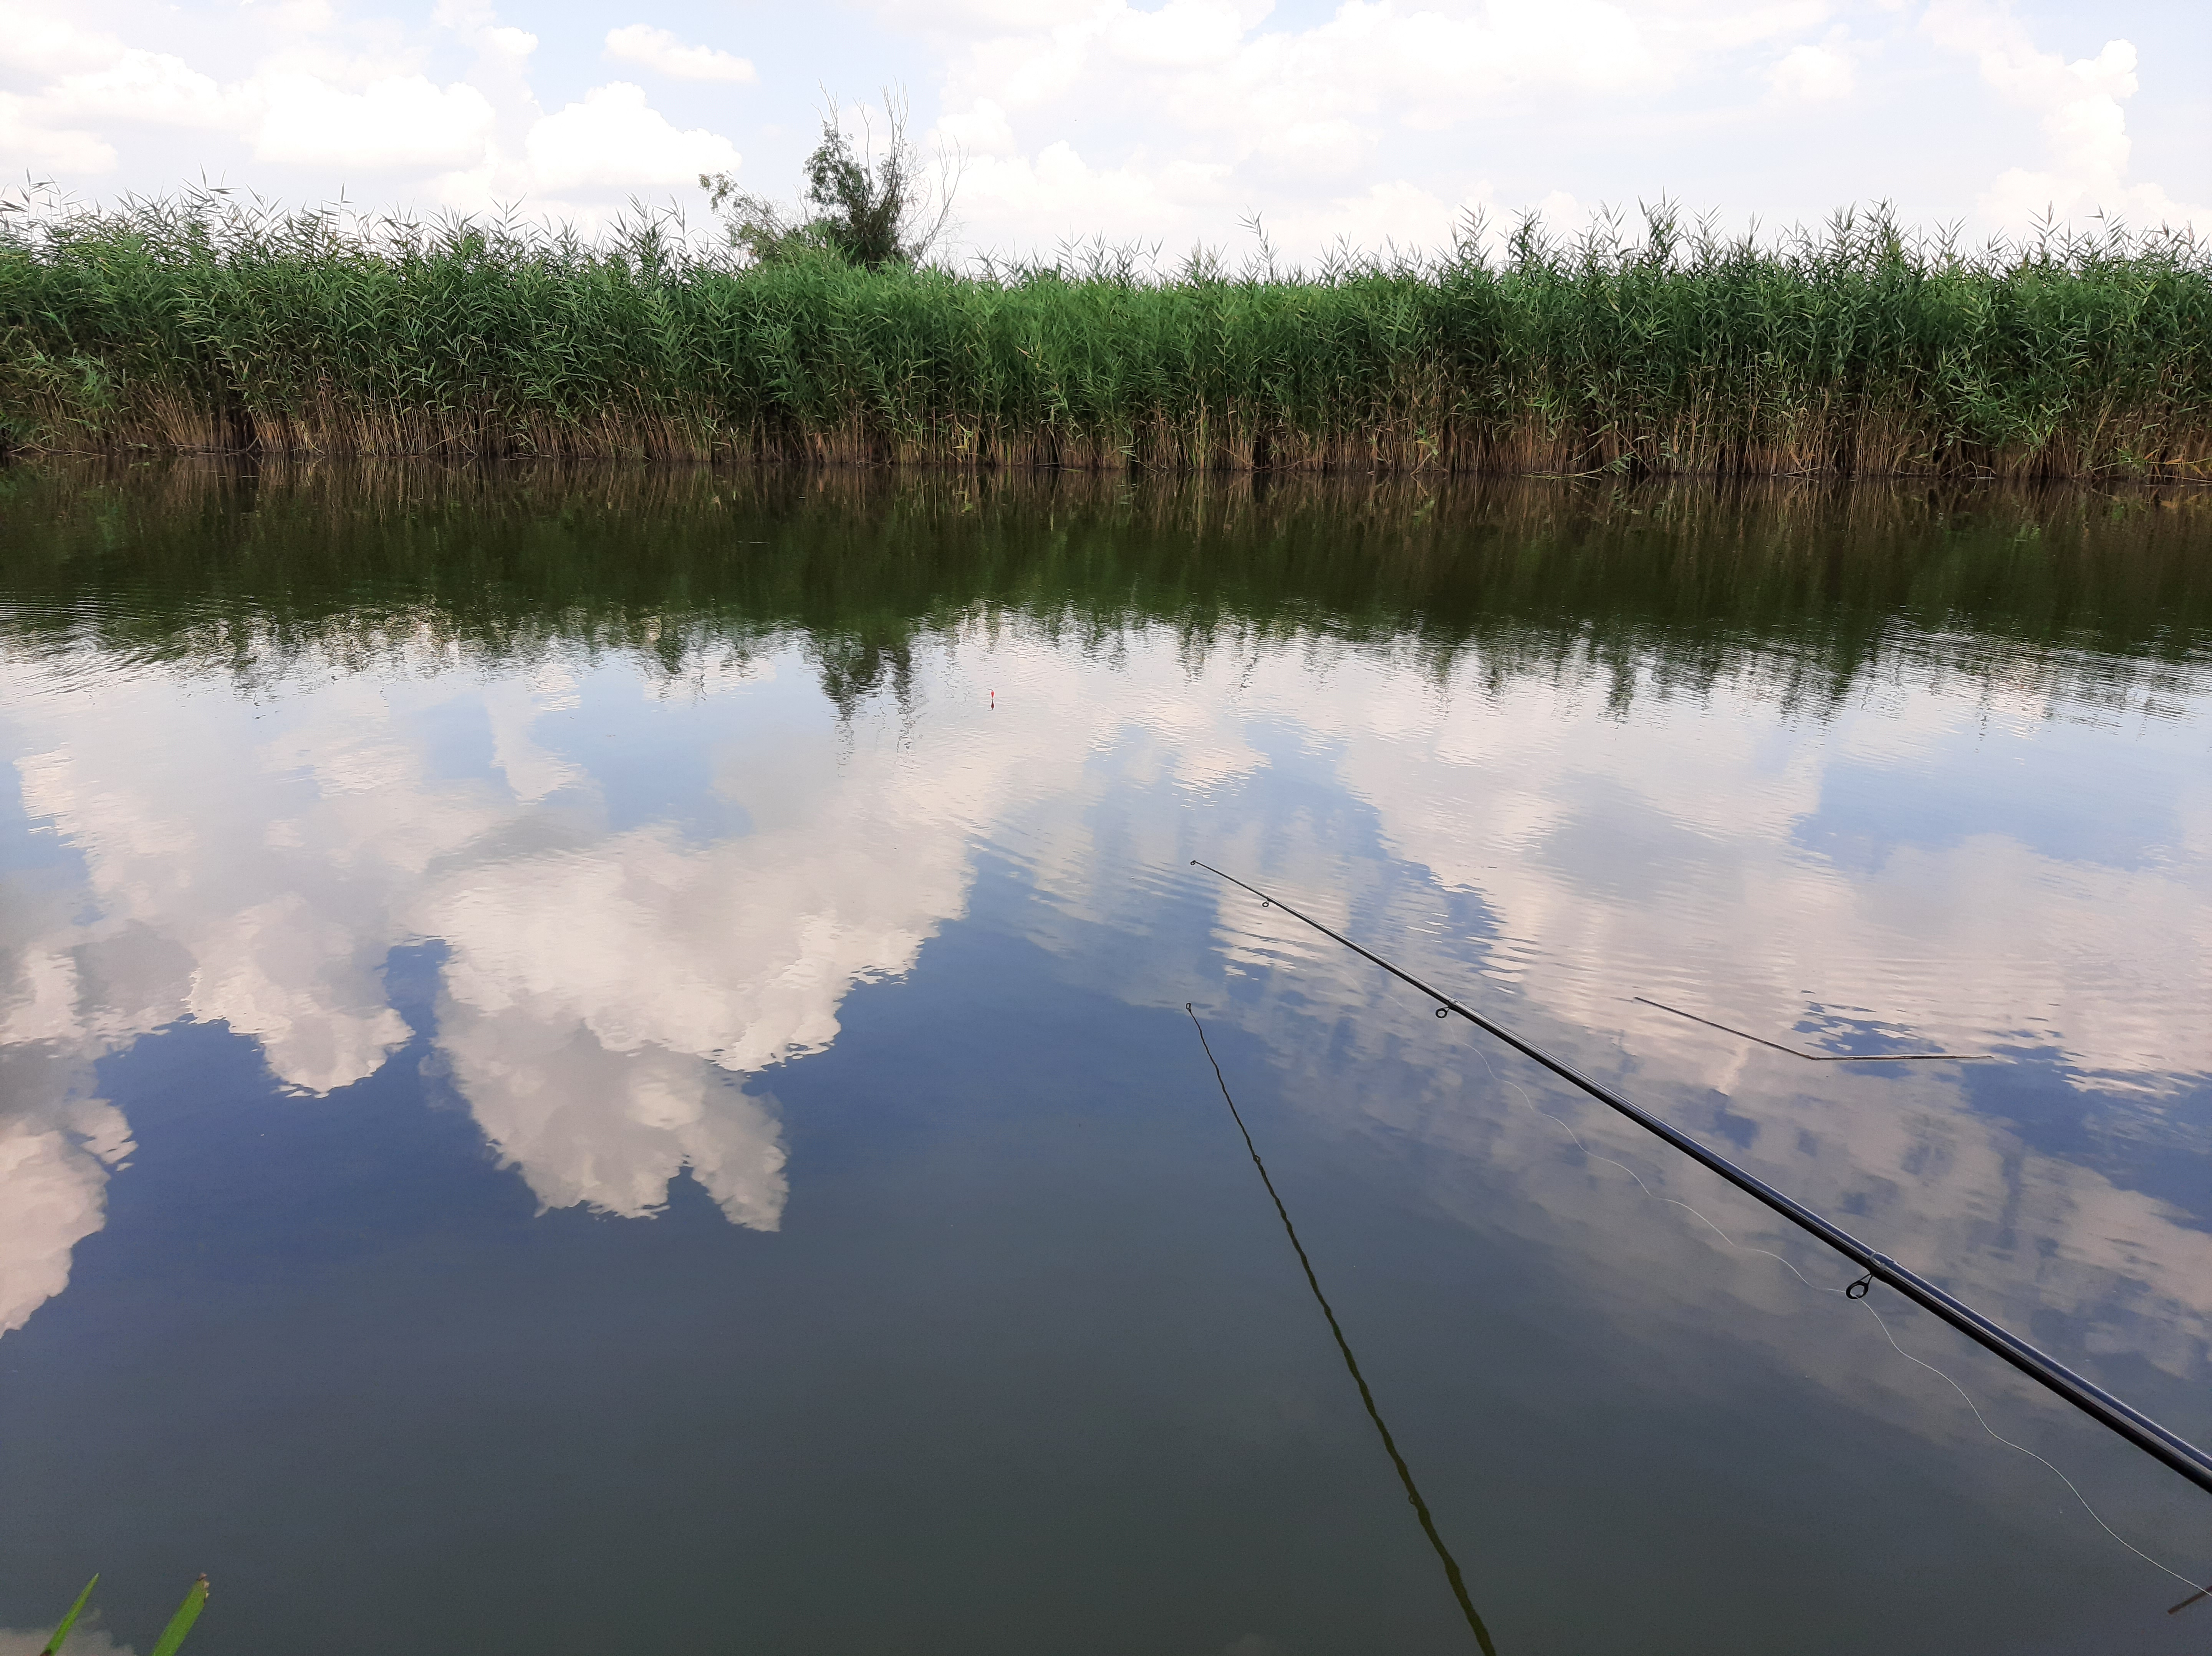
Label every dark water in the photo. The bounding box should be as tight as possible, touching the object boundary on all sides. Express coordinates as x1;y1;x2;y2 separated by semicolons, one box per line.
2;466;2209;1656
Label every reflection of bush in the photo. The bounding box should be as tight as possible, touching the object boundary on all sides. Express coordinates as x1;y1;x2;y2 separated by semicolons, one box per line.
1;463;2205;720
5;192;2210;479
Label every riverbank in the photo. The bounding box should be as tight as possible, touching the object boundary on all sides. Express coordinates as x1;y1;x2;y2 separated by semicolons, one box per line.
5;195;2210;477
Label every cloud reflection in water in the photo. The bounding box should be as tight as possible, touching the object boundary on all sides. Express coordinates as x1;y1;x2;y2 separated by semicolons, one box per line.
0;625;1268;1330
0;606;2207;1441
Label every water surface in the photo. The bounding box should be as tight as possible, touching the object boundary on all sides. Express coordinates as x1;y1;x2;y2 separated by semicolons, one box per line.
2;467;2209;1655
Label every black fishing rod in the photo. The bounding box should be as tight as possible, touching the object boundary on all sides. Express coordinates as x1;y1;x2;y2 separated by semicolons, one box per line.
1191;861;2212;1503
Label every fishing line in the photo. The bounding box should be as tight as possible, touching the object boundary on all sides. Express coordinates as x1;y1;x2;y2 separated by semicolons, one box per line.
1855;1299;2212;1606
1631;995;1995;1063
1185;1004;1499;1656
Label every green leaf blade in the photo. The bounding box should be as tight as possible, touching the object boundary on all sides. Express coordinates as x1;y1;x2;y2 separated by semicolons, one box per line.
38;1575;99;1656
147;1576;208;1656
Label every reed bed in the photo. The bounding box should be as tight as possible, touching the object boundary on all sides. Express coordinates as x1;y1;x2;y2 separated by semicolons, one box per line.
4;190;2210;477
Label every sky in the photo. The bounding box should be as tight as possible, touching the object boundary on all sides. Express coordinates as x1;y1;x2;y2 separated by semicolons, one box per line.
1;0;2208;263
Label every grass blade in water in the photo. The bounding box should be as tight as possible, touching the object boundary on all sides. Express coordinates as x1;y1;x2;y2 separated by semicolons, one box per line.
37;1577;98;1656
147;1577;208;1656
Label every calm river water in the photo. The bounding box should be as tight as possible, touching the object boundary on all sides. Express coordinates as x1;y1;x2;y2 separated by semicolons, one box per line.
1;466;2208;1656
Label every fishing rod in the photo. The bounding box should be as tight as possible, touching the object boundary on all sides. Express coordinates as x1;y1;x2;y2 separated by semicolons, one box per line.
1190;860;2212;1504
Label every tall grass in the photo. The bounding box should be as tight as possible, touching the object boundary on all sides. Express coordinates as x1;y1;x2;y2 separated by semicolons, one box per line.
4;187;2210;477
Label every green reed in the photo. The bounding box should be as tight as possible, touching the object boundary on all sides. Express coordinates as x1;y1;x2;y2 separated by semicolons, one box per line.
4;189;2209;477
35;1573;206;1656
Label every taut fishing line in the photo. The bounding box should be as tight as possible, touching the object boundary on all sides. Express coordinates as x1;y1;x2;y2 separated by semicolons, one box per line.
1190;859;2212;1613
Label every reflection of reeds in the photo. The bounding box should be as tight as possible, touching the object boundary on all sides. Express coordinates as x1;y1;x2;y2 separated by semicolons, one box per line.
36;1574;206;1656
3;462;2205;722
5;193;2210;478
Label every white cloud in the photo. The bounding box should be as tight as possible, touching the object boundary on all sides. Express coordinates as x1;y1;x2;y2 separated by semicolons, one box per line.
254;72;497;169
523;82;740;195
1261;178;1479;257
1097;0;1256;71
943;0;1669;140
43;50;244;128
1921;3;2210;232
4;0;2209;250
0;0;744;222
1770;41;1854;102
909;0;2212;256
936;96;1017;158
603;24;755;84
923;0;1854;257
0;96;116;172
0;1622;134;1656
0;0;123;76
955;141;1232;247
1530;188;1588;233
